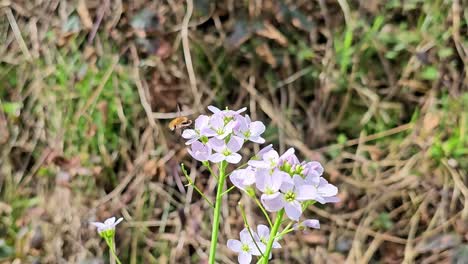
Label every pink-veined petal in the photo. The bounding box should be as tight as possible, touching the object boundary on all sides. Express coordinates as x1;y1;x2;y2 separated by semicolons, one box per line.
296;185;318;201
284;201;302;221
209;153;225;163
239;228;252;243
257;224;270;239
227;136;244;153
248;160;269;169
303;219;320;229
208;137;225;153
227;239;242;253
181;129;197;139
249;121;265;136
104;217;116;225
238;252;252;264
226;153;242;164
207;105;221;113
195;115;210;129
261;193;285;212
249;136;265;144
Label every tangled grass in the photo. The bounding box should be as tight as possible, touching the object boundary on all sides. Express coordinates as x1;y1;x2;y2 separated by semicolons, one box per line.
0;0;467;263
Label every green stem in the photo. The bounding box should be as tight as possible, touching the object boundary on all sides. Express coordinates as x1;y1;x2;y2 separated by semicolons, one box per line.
208;161;227;264
261;209;284;264
105;236;122;264
181;163;214;207
254;198;273;228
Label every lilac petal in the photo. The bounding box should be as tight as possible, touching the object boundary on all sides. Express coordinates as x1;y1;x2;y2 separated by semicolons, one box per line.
293;175;306;187
235;107;247;114
90;222;106;230
195;115;210;129
248;160;269;169
235;115;249;132
227;136;244;153
224;120;237;133
279;176;294;192
242;168;256;185
186;137;199;145
296;185;318;201
323;196;340;203
263;150;279;163
303;219;320;229
230;171;247;191
209;153;225;163
261;193;285;212
317;180;338;197
210;114;224;129
201;127;217;137
257;225;270;239
249;241;265;256
304;172;320;186
270;170;287;191
273;241;282;248
239;228;251;243
249;121;265;136
249;136;265;144
208;138;225;153
114;217;123;226
306;161;324;176
182;129;197;139
257;144;273;158
227;239;242;253
284;201;302;221
279;148;295;161
255;169;269;192
226;153;242;164
238;252;252;264
104;217;116;225
207;105;221;113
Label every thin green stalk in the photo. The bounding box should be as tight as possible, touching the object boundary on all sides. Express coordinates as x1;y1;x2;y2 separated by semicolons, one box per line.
261;209;284;264
254;198;273;227
181;163;214;207
221;185;236;196
105;237;122;264
208;160;227;264
239;202;265;258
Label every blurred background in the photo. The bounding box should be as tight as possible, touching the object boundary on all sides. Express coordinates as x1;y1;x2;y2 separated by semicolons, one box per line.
0;0;467;263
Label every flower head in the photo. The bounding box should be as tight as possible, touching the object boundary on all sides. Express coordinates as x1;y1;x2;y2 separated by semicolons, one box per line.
227;228;266;264
293;219;320;231
182;115;210;145
201;112;237;139
208;136;244;164
235;115;266;144
256;224;281;249
90;217;123;238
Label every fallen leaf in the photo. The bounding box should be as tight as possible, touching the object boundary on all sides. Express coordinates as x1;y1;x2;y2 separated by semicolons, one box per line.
256;21;288;46
77;0;93;29
255;43;277;67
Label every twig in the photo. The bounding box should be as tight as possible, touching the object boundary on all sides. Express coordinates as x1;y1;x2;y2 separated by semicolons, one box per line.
5;7;31;61
181;0;201;109
74;55;119;120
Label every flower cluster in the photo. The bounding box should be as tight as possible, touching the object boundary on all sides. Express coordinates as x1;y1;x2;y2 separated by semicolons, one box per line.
182;106;266;164
232;147;339;221
181;106;339;264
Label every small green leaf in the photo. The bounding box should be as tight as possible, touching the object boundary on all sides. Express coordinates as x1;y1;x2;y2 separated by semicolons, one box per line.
420;66;439;80
2;102;22;117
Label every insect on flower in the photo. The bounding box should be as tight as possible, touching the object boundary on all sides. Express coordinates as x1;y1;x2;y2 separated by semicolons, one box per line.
168;104;192;131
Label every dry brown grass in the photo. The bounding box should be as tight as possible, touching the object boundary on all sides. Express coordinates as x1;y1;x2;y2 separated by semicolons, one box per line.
0;0;467;263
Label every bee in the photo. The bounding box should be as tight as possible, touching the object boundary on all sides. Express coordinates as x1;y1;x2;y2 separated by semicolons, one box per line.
168;105;192;131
